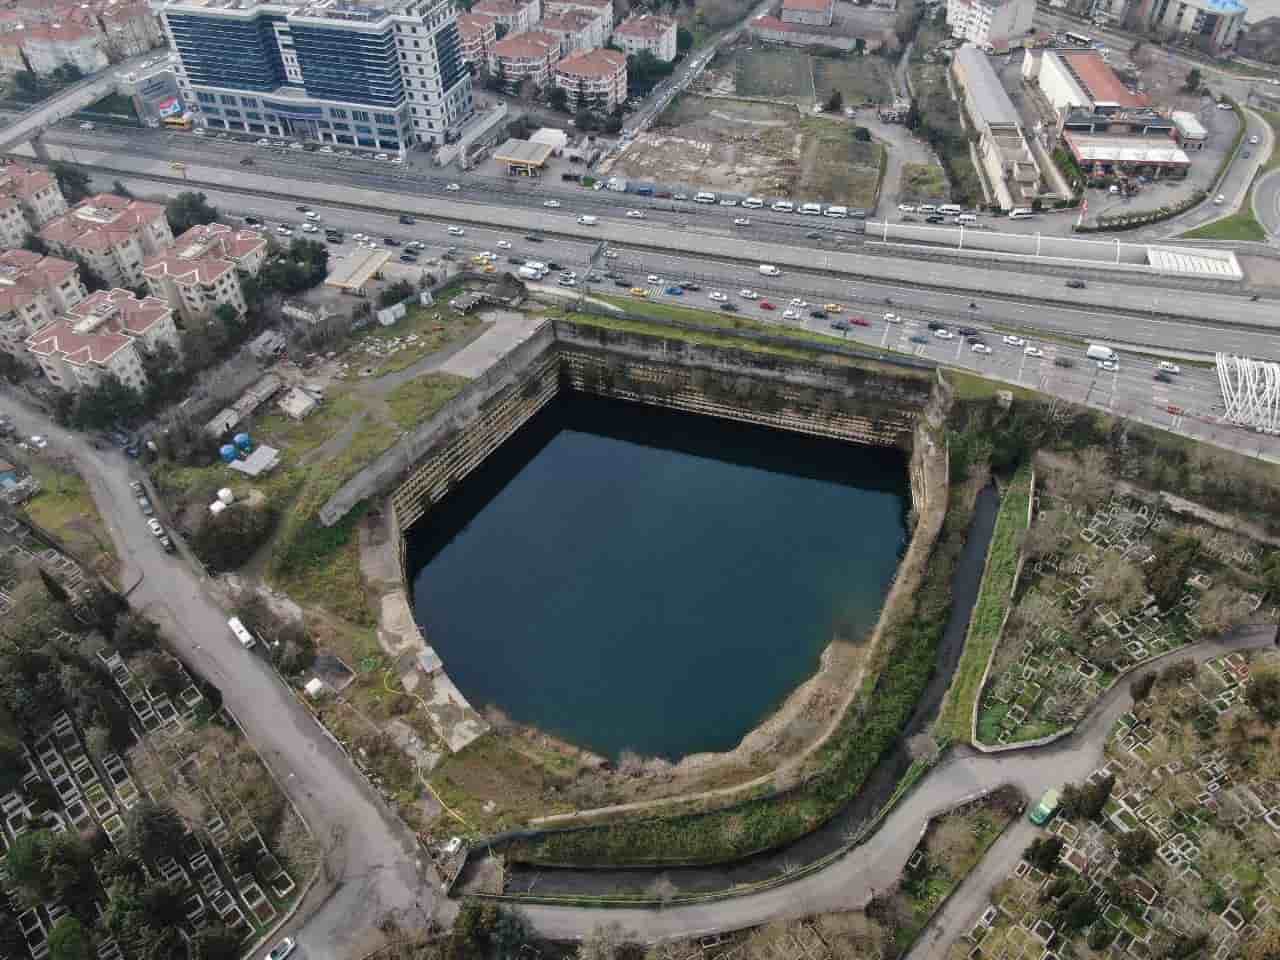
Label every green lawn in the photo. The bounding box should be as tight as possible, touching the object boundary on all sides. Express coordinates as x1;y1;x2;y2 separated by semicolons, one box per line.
23;460;118;581
936;464;1033;744
1179;209;1267;241
386;373;471;430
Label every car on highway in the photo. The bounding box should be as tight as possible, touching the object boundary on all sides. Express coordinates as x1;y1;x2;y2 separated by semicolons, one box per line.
301;223;318;233
733;217;751;226
496;239;512;249
1154;371;1173;383
275;226;292;236
448;226;465;236
882;312;900;323
823;303;842;312
256;138;270;146
830;318;850;331
1066;278;1086;289
910;335;929;344
446;183;461;191
525;235;544;243
934;328;954;339
625;210;645;219
673;193;688;201
1098;359;1118;372
319;145;334;154
399;253;418;263
719;303;739;312
739;289;758;300
543;199;562;208
1217;101;1233;110
759;301;775;310
926;214;945;223
665;286;684;295
630;287;648;296
614;278;630;287
708;291;727;302
1157;361;1181;374
804;231;821;240
646;274;663;284
1024;346;1044;358
1214;194;1225;204
243;216;261;225
789;298;808;308
809;309;827;320
680;281;701;291
383;237;400;246
374;152;390;161
971;342;993;355
1002;335;1025;346
1054;356;1074;368
557;275;576;286
353;233;366;240
399;215;415;225
266;937;296;960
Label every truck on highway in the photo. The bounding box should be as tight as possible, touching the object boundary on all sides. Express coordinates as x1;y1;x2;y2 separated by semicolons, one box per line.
758;264;781;276
577;215;598;225
1086;343;1118;363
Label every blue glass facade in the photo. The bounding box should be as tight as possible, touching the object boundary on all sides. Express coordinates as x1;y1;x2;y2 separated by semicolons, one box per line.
432;20;466;95
166;11;287;91
290;23;403;106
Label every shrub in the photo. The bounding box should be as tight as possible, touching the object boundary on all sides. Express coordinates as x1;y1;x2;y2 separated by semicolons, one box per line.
1024;836;1064;872
1115;828;1157;869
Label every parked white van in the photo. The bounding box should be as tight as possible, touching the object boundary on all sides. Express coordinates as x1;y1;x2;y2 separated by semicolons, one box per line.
771;200;794;212
956;213;978;224
742;196;764;209
918;203;938;214
824;205;848;219
758;264;781;276
939;203;962;215
694;191;717;204
799;202;823;215
577;215;598;225
1009;208;1034;219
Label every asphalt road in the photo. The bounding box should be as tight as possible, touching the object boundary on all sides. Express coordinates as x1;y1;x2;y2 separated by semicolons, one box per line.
1253;166;1280;238
0;395;441;960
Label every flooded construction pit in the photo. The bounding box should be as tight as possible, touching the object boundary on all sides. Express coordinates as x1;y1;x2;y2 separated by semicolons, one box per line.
405;392;909;761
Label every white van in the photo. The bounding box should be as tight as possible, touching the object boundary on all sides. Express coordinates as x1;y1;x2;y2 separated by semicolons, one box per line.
799;202;823;215
1087;343;1118;363
1009;208;1034;219
918;203;938;214
771;200;794;213
694;191;717;204
577;215;598;225
758;264;781;276
956;213;978;224
939;203;962;215
824;205;848;219
742;196;764;209
228;617;256;650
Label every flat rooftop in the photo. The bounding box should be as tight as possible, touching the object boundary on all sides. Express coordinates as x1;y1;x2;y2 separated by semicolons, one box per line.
494;138;555;166
1147;246;1242;280
953;46;1021;129
1067;133;1189;165
1060;51;1148;108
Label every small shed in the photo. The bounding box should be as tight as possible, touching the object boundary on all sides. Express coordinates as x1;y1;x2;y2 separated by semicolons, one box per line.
326;248;393;294
278;386;319;421
304;677;327;698
529;127;570;154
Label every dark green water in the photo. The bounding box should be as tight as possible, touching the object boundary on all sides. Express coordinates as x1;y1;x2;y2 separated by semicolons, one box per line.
406;393;909;761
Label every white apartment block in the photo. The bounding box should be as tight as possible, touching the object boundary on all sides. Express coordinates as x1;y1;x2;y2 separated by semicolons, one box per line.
554;46;625;111
26;288;178;393
0;250;87;363
543;0;613;38
946;0;1033;48
143;223;267;321
471;0;542;35
458;13;498;66
0;163;71;246
613;13;676;61
488;30;561;90
18;22;110;76
539;9;603;53
39;194;174;290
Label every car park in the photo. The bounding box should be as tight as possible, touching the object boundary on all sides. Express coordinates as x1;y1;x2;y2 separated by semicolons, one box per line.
972;342;993;354
759;301;775;310
934;328;954;339
1002;335;1025;346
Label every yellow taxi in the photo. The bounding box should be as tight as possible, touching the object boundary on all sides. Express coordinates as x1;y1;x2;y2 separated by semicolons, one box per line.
824;303;844;313
629;287;649;297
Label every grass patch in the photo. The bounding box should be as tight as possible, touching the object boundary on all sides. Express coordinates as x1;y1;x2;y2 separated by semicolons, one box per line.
732;47;813;100
795;118;882;207
502;485;978;867
271;500;372;624
811;56;894;106
1179;209;1267;241
936;463;1032;744
386;373;472;430
899;162;948;203
22;460;117;581
354;290;484;376
1263;111;1280;172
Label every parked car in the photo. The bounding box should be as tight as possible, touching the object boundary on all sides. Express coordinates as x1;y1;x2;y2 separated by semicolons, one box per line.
399;215;415;225
159;535;175;553
719;302;739;312
759;301;775;310
266;938;296;960
809;309;827;320
137;497;154;516
1054;357;1074;368
909;335;929;344
1066;279;1086;289
934;328;954;339
383;237;400;246
1154;371;1173;383
1024;346;1044;358
1029;788;1061;825
446;183;461;191
1158;361;1181;374
829;318;850;331
147;519;164;537
525;235;544;243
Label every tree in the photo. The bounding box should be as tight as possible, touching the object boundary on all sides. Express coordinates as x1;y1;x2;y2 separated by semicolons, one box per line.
38;567;69;604
1115;828;1157;868
378;279;415;308
72;254;109;293
6;831;54;900
1023;836;1064;872
1144;534;1200;610
189;503;279;573
111;180;134;199
120;802;187;865
165;192;219;236
549;85;569;112
191;927;241;960
1183;67;1202;92
23;233;49;256
1059;774;1114;820
69;375;145;430
48;917;91;960
13;71;40;98
1130;671;1156;702
1246;662;1280;722
825;89;844;113
48;162;92;204
677;26;694;52
853;126;872;142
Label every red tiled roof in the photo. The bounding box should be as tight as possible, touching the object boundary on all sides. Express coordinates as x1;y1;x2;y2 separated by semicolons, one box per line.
472;0;534;15
615;13;673;37
27;288;168;366
457;12;496;36
491;29;559;59
172;222;266;262
781;0;833;12
0;163;58;201
1063;51;1149;108
541;10;599;32
39;194;167;253
555;46;625;78
0;250;78;317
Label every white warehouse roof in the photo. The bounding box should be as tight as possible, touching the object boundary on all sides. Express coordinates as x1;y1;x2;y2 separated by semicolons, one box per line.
1171;110;1207;140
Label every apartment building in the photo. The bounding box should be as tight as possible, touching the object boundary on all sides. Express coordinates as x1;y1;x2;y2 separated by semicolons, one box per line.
0;163;70;248
0;37;25;75
554;46;624;111
539;9;602;53
1126;0;1244;52
457;13;496;67
945;0;1033;48
471;0;542;34
543;0;612;38
952;45;1041;209
39;194;174;289
780;0;834;27
162;0;474;151
488;30;560;90
26;288;178;393
613;13;675;61
98;2;166;58
19;21;110;75
0;250;87;362
143;223;266;321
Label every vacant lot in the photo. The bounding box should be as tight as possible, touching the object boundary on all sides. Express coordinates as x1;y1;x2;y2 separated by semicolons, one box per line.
733;47;813;101
812;55;894;106
900;161;949;203
622;95;882;205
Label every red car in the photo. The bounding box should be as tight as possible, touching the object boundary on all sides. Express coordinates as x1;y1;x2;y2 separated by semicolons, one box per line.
851;315;871;327
759;300;775;310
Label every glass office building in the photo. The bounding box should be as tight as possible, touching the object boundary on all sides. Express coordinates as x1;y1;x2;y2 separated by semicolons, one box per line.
162;0;473;150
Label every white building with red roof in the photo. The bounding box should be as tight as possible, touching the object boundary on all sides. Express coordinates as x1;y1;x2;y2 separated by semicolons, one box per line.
18;21;109;76
489;31;562;91
554;47;626;111
0;163;69;247
143;223;267;321
543;0;613;38
614;13;676;61
39;194;174;290
540;9;605;54
472;0;543;35
0;249;87;363
458;13;498;68
26;288;177;393
780;0;834;27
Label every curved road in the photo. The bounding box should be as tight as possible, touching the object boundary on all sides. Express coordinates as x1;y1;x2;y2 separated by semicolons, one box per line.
1253;165;1280;239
